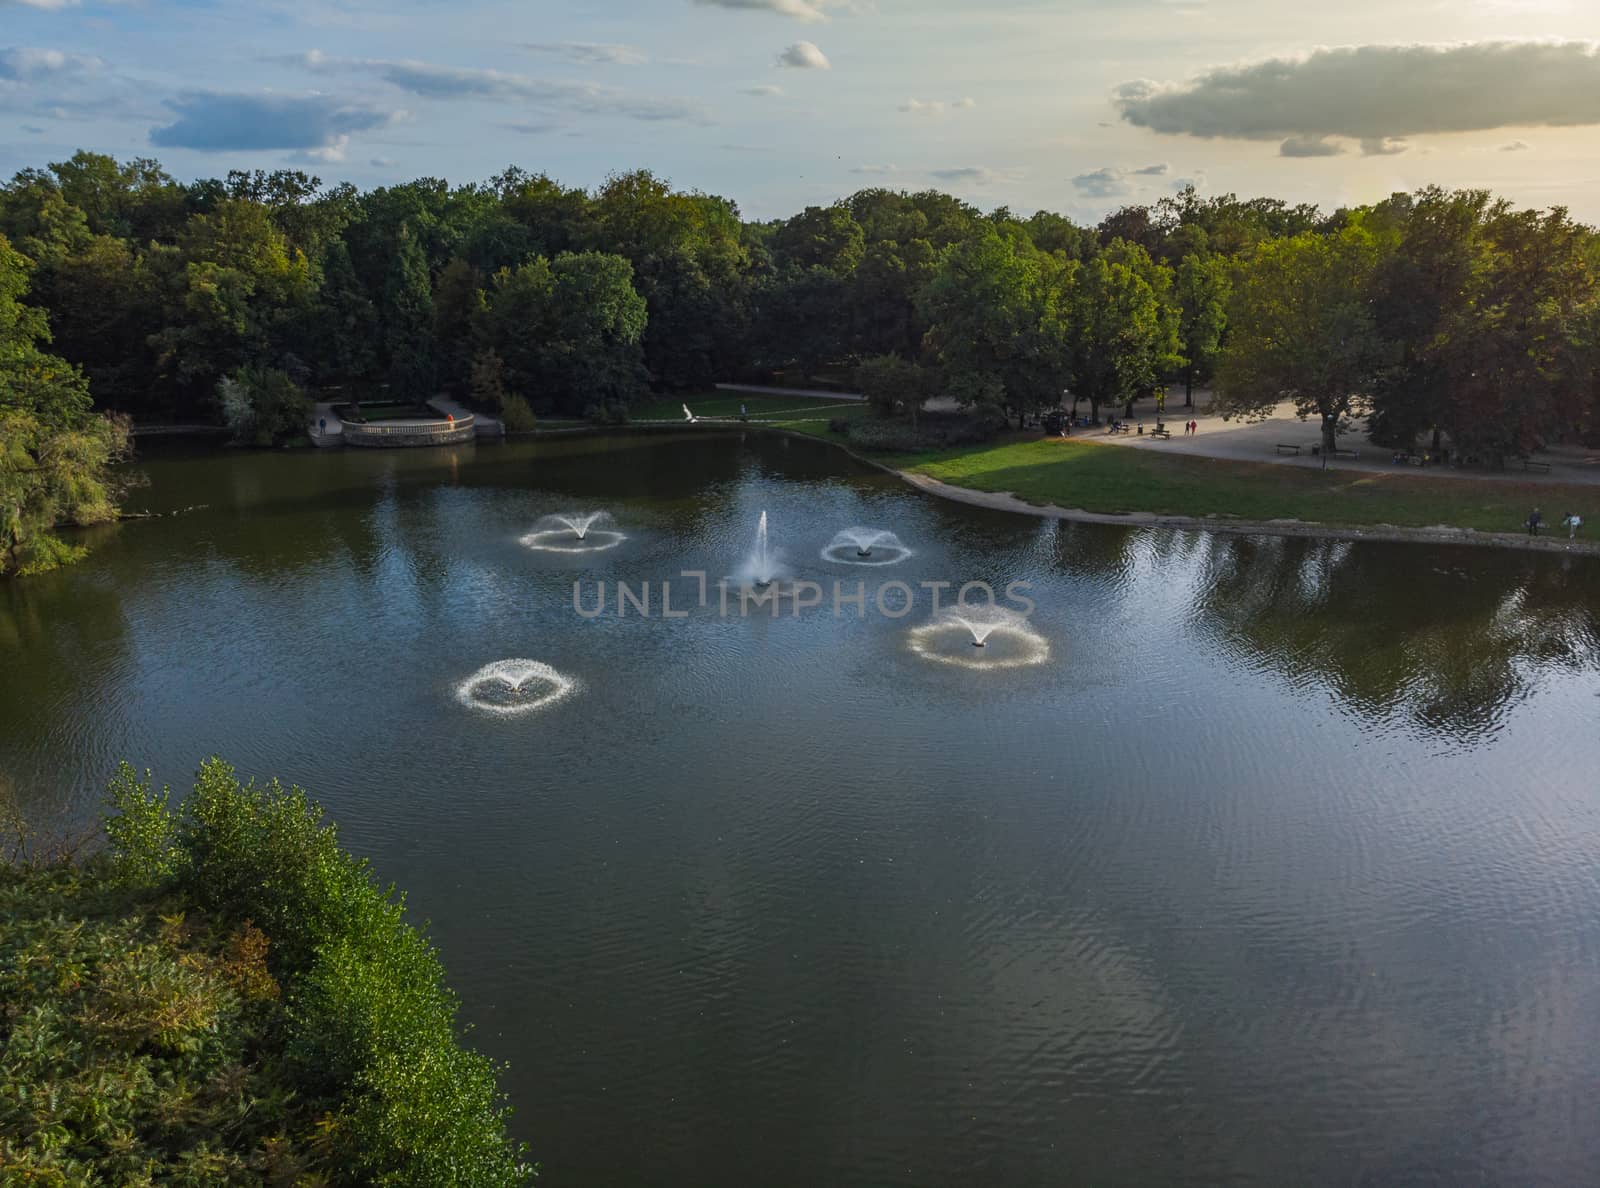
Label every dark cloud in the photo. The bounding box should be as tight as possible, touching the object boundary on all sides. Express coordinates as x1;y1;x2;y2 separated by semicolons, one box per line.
1116;41;1600;149
1072;163;1169;196
149;91;398;152
297;50;710;123
1279;135;1344;158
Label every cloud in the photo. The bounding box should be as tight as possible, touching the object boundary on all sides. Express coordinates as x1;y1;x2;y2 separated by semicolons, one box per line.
930;166;1019;186
694;0;840;21
149;91;400;153
0;47;99;79
777;41;830;69
1071;163;1170;196
743;84;784;96
2;0;80;9
295;50;710;123
1360;136;1409;156
1116;41;1600;151
1072;166;1133;198
850;163;898;174
524;42;647;66
900;96;976;116
370;155;398;167
504;121;561;134
1500;139;1531;151
21;123;44;132
1279;135;1344;157
295;135;350;163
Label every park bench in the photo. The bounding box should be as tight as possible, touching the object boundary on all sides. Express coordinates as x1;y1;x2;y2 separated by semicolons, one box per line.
1332;448;1360;460
1149;427;1171;440
1520;458;1552;474
1275;443;1301;455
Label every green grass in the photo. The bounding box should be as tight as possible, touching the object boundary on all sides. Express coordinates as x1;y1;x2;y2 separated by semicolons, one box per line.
632;391;868;423
874;435;1600;534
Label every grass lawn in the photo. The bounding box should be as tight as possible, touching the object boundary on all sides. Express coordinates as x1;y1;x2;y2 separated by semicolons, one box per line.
874;435;1600;534
633;391;867;423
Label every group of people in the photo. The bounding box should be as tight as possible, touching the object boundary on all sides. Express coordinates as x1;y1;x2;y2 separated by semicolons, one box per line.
1526;508;1584;538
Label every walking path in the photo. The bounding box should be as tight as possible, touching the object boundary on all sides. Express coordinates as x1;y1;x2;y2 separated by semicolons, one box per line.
1092;391;1600;488
714;382;864;401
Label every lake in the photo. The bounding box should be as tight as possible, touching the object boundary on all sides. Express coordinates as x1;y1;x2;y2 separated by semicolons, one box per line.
3;431;1599;1185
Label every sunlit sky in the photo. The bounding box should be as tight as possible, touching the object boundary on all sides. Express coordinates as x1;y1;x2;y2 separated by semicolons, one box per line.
4;0;1600;222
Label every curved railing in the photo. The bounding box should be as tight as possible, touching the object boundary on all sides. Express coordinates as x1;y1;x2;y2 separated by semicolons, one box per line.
339;411;475;447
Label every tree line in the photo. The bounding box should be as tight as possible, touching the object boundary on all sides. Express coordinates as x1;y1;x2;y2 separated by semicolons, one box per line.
2;151;1598;571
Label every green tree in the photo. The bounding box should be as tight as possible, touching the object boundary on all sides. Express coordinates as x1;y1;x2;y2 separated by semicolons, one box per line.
856;353;937;427
0;234;128;576
1174;252;1230;408
919;225;1068;427
1216;225;1385;454
383;225;435;399
1066;242;1180;423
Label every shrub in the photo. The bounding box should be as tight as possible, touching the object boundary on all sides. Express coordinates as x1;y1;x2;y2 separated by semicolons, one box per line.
218;366;312;447
104;759;532;1186
500;393;538;432
828;417;850;435
845;413;1004;453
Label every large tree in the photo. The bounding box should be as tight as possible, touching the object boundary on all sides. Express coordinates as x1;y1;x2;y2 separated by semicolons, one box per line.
1066;241;1180;423
1174;252;1229;408
0;234;128;576
918;225;1069;427
1216;225;1385;454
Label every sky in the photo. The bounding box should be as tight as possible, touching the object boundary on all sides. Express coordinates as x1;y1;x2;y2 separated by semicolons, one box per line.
4;0;1600;223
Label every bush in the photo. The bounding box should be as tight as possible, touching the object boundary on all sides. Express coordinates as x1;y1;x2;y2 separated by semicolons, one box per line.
218;366;312;447
828;417;850;435
500;394;538;433
105;760;532;1186
844;413;1003;453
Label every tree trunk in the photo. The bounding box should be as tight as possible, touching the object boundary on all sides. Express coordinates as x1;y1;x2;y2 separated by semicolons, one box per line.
1090;397;1101;425
1321;412;1338;455
1184;365;1194;408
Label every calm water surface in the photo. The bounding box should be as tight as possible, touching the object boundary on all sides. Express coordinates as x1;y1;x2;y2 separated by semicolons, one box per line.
3;432;1600;1186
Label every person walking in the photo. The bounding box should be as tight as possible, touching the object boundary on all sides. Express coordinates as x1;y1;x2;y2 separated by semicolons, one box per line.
1527;507;1543;536
1564;512;1582;539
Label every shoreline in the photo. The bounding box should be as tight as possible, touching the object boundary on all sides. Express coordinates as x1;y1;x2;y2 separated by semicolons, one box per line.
749;425;1600;558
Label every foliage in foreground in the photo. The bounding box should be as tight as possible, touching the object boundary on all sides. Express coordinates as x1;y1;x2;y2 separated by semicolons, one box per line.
0;760;532;1186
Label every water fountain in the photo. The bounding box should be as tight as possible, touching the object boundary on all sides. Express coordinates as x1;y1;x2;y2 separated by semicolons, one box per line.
455;659;577;715
730;510;787;590
520;511;626;554
907;606;1051;670
821;527;912;566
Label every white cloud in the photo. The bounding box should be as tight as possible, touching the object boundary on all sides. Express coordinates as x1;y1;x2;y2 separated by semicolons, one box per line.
850;163;898;174
743;84;784;96
777;41;830;69
694;0;841;21
1116;41;1600;154
1;0;81;9
900;96;976;116
524;42;648;66
0;47;100;79
296;134;350;163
